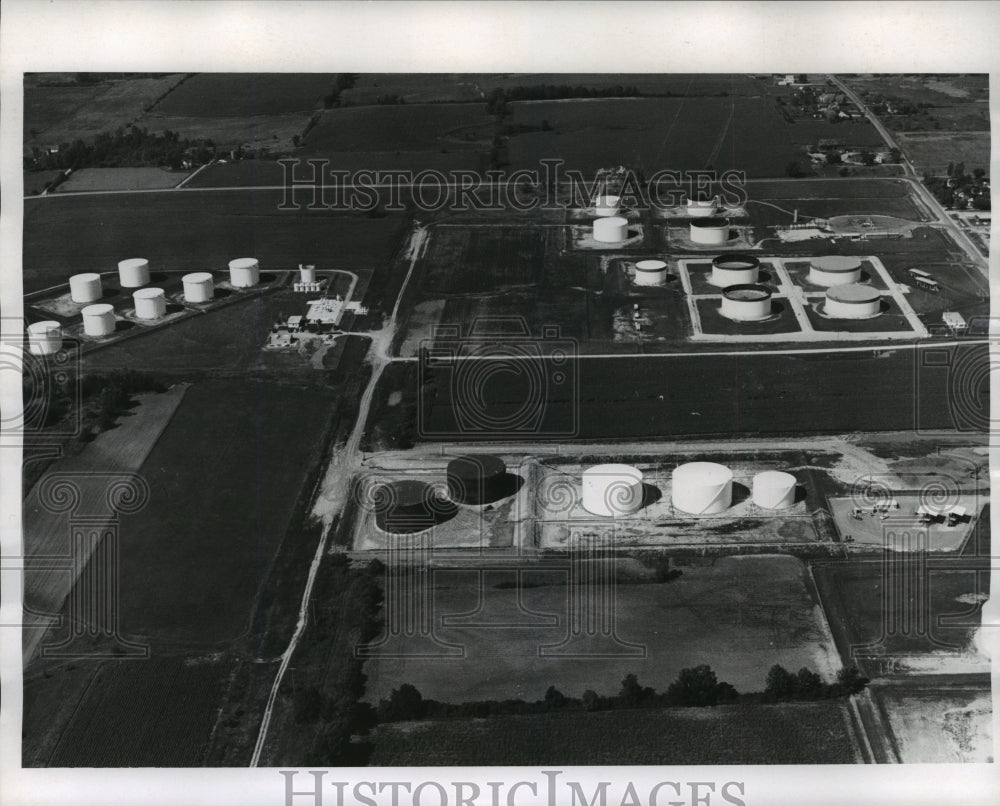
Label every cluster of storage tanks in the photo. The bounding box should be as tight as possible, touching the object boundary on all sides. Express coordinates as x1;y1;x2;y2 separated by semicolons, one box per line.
579;461;797;518
65;257;260;338
807;257;882;319
707;254;774;322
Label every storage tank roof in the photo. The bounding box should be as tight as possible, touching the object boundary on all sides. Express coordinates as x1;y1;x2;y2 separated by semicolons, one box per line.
690;218;728;227
673;461;733;482
82;303;115;315
28;320;60;332
229;257;259;268
713;254;759;270
118;258;148;268
584;463;642;481
754;470;796;484
73;272;101;280
598;216;628;226
723;284;771;301
826;283;880;303
812;255;862;272
133;287;165;298
635;260;667;272
183;272;214;282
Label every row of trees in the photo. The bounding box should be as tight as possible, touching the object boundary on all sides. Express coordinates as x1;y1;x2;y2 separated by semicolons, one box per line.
26;126;213;172
485;84;644;117
322;73;360;108
763;664;869;702
80;370;167;436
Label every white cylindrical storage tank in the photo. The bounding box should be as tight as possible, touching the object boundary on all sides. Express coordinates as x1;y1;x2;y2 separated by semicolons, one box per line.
824;284;881;319
82;303;116;337
133;287;166;320
229;257;260;288
752;470;797;510
69;272;103;303
686;196;718;217
689;218;730;246
633;259;667;286
182;272;215;303
808;255;862;287
672;462;733;515
27;321;63;355
300;264;317;283
593;216;629;243
594;195;622;217
118;258;150;288
720;284;773;321
582;464;644;517
711;254;759;287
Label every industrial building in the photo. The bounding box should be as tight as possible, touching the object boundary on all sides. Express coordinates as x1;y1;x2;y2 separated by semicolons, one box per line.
182;272;214;303
229;257;260;288
118;258;150;288
133;287;167;320
689;218;731;246
751;471;797;510
69;273;103;303
633;259;667;286
824;284;881;318
808;255;862;286
81;303;116;337
593;216;629;243
26;321;62;356
672;462;733;515
710;254;760;286
720;284;773;321
582;464;644;517
446;454;508;505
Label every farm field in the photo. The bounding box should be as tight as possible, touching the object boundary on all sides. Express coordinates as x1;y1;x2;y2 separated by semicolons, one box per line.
370;699;860;765
362;555;840;703
136;113;313;152
22;191;409;293
841;74;990;132
55;166;188;192
876;687;993;763
24;74;187;148
144;73;335;117
406;344;989;441
895;132;991;176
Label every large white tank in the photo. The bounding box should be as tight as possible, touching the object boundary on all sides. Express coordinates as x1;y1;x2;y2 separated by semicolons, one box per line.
686;196;719;217
689;218;730;245
710;254;759;287
133;287;166;320
300;264;317;283
229;257;260;288
808;255;862;286
593;216;629;243
582;464;644;517
633;259;667;286
594;195;622;217
720;284;773;321
118;258;150;288
182;272;215;303
69;272;103;303
672;462;733;515
82;303;116;337
752;470;797;510
824;284;881;318
27;321;63;355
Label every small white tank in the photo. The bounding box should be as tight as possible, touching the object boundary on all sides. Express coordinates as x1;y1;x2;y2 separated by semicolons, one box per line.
808;256;862;287
690;218;731;246
118;258;150;288
824;284;881;318
69;273;103;303
582;464;644;517
752;471;797;510
27;321;63;355
300;264;317;284
82;303;116;337
710;254;760;287
633;259;668;286
594;195;622;217
672;462;733;515
133;287;166;320
229;257;260;288
182;272;215;303
720;285;773;321
593;216;629;243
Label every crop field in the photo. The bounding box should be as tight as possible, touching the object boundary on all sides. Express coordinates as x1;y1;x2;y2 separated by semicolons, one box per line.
363;555;839;703
895;132;992;176
30;657;230;766
185;159;287;187
145;73;336;117
370;699;860;765
137;113;313;152
24;74;187;147
112;378;337;642
813;561;989;669
56;167;188;192
22;191;408;293
408;344;988;441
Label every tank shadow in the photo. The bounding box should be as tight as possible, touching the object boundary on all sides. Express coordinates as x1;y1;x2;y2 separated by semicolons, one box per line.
730;481;751;506
640;483;662;509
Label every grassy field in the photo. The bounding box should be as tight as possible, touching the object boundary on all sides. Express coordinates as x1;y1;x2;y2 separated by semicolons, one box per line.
23;170;63;195
22;191;408;294
362;555;839;704
842;74;990;132
56;167;188;192
146;74;335;117
24;74;187;147
370;700;860;764
138;113;313;152
895;132;991;176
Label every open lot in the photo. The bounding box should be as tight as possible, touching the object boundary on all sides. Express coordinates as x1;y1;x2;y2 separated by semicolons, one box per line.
370;699;860;765
876;687;992;762
363;555;840;703
137;113;313;153
842;74;990;132
145;73;335;117
56;167;189;192
895;132;992;176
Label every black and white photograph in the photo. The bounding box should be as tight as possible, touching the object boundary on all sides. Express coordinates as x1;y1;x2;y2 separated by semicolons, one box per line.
1;3;997;806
